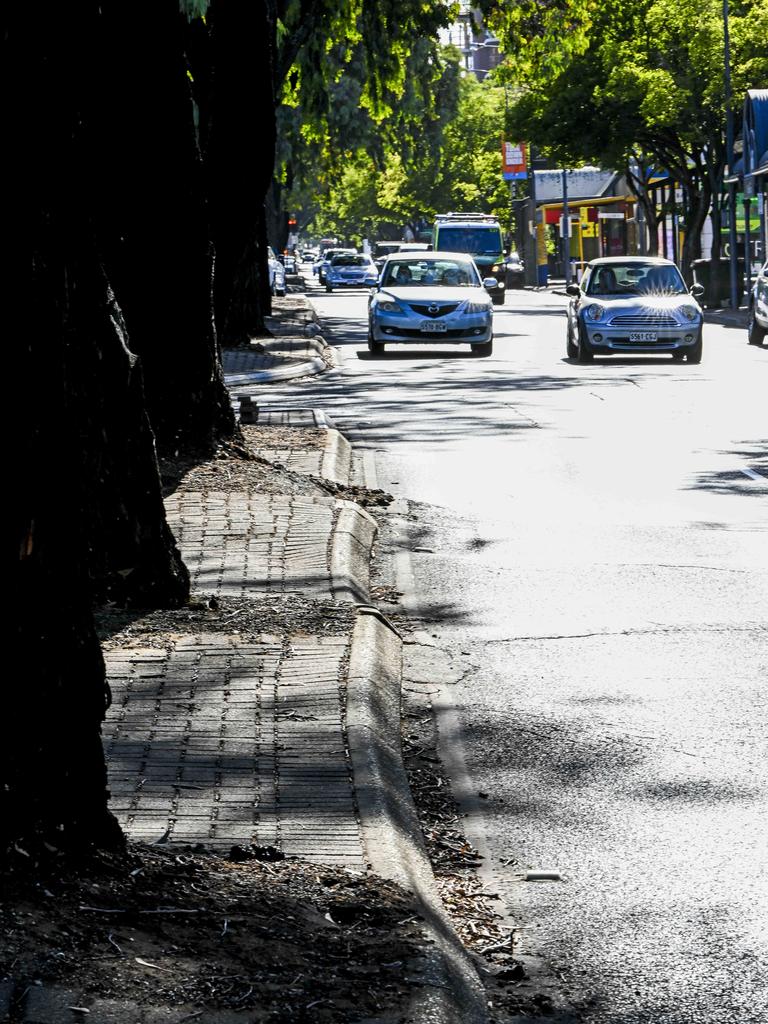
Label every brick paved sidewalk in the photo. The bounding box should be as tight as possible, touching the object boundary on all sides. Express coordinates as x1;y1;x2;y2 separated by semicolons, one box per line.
102;416;375;867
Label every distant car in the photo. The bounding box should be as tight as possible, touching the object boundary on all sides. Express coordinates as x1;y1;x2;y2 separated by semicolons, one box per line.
566;256;704;363
267;246;286;297
325;253;379;292
367;252;495;357
301;249;318;262
504;252;525;289
282;252;297;275
396;242;431;253
315;247;356;284
373;241;404;272
748;259;768;345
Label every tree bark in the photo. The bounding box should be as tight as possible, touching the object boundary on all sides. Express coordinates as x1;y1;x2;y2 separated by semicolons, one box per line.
2;3;194;854
89;3;236;453
205;1;278;344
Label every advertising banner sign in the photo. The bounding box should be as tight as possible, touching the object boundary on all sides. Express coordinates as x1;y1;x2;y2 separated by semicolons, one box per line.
502;141;528;180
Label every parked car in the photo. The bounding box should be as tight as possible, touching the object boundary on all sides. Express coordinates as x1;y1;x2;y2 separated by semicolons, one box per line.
367;252;496;357
267;246;286;297
281;252;297;275
504;252;525;289
325;253;379;292
748;259;768;345
314;247;356;284
565;256;704;363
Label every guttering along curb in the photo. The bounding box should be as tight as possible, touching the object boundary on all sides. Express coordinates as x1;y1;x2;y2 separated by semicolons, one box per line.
330;500;377;604
347;609;490;1024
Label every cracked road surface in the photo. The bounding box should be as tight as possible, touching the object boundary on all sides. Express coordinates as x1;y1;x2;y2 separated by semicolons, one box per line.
258;280;768;1022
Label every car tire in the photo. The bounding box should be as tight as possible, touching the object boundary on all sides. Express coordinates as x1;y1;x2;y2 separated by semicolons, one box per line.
576;325;594;363
326;284;333;293
686;332;703;363
367;329;385;356
472;338;493;357
747;307;766;345
670;350;685;361
491;291;505;306
275;288;286;297
566;322;579;359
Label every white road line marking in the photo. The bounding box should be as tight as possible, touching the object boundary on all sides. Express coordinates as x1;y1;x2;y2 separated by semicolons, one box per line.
740;468;767;482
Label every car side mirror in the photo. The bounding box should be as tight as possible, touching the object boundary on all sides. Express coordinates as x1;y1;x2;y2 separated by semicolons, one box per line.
566;284;581;297
482;277;499;290
690;283;705;298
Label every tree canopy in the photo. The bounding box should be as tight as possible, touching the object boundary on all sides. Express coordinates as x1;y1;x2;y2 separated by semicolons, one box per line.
482;0;768;271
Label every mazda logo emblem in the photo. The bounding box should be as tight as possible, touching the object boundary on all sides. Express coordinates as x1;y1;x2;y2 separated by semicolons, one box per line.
428;304;440;314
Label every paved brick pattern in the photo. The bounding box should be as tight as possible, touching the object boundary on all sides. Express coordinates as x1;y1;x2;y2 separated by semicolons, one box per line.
252;447;326;477
104;635;364;866
164;492;339;599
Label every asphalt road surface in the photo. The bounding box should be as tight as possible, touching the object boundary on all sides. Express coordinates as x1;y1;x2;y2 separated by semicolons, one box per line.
264;271;768;1023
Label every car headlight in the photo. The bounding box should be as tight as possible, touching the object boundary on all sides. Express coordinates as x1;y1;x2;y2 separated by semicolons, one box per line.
680;305;699;322
464;300;492;314
584;303;605;321
491;264;501;273
375;300;404;313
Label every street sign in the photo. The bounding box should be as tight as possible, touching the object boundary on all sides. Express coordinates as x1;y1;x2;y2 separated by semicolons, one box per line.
502;140;528;181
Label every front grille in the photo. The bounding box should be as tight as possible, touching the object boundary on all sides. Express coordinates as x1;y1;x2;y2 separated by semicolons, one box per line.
609;314;678;327
407;303;460;318
387;327;478;339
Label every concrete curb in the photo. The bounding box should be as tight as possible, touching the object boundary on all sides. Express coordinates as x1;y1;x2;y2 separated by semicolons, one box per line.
330;500;377;604
224;331;334;387
321;429;353;485
347;609;490;1024
225;356;325;385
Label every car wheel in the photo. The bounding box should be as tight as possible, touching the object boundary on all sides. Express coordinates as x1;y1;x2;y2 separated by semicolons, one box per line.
473;338;493;357
670;350;685;361
326;284;333;293
566;321;579;359
491;291;505;306
367;328;385;355
275;288;286;297
576;325;593;363
686;332;703;363
747;307;766;345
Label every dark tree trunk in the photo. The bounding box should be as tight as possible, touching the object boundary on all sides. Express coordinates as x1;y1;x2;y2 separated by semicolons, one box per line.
90;3;236;453
205;1;278;344
3;4;192;854
266;177;291;257
680;176;711;283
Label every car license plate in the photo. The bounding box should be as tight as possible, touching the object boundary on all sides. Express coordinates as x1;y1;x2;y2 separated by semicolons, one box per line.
629;331;658;342
420;321;447;333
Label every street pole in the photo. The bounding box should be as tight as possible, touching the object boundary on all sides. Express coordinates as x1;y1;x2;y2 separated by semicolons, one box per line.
562;168;571;284
526;145;538;287
724;0;740;308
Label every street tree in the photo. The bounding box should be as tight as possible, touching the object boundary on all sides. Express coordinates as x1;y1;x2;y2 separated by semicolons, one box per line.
5;6;190;857
484;0;768;277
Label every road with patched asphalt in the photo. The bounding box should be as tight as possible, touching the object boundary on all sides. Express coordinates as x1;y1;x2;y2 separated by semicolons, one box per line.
267;270;768;1024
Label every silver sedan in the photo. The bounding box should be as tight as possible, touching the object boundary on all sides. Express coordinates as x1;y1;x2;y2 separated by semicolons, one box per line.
367;253;496;357
566;257;705;363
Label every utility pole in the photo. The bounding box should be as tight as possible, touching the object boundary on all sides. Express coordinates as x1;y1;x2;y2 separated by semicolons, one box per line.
526;145;538;287
724;0;740;308
562;168;571;284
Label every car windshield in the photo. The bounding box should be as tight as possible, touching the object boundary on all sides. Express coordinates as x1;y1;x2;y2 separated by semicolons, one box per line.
585;262;687;296
381;258;479;288
331;255;372;267
437;226;503;255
